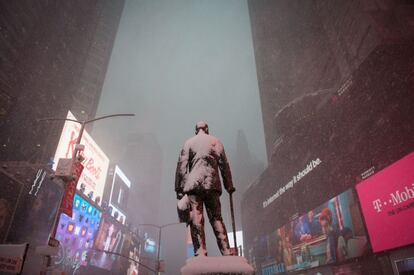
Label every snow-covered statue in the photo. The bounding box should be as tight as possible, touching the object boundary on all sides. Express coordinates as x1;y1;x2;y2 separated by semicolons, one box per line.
175;121;235;256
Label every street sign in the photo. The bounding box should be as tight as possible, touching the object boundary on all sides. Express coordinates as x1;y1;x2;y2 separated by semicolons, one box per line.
0;256;23;274
0;243;28;274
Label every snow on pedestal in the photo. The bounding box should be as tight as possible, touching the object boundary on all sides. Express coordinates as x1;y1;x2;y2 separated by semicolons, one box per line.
181;256;254;275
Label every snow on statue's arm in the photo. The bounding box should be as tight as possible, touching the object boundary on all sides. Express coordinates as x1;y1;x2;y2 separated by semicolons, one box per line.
175;142;189;195
217;141;235;193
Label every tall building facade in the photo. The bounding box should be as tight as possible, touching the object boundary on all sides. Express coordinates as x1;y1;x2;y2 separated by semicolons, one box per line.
249;0;414;160
118;132;163;275
225;130;264;230
243;1;414;274
120;133;163;227
0;0;125;164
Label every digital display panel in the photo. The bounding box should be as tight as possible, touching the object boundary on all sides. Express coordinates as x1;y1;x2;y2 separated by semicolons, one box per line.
109;165;130;223
55;193;101;272
356;151;414;252
53;111;109;203
90;215;125;270
395;257;414;275
261;189;368;273
118;232;140;275
144;238;156;254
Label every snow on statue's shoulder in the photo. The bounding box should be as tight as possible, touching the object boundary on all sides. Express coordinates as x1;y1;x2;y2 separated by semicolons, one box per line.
181;256;254;275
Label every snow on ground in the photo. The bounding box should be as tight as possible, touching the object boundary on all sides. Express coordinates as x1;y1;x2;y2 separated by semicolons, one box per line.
181;256;254;275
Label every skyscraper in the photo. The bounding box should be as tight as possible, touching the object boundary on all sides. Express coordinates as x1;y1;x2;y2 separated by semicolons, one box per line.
248;0;414;160
0;0;125;163
243;1;414;274
121;132;163;227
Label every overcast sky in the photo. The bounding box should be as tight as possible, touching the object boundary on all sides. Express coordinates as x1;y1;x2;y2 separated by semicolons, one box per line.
92;0;266;272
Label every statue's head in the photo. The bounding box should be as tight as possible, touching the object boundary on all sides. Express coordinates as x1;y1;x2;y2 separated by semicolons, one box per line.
195;121;209;135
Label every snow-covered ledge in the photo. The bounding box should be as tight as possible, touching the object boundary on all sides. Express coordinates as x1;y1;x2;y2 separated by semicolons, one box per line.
181;256;254;275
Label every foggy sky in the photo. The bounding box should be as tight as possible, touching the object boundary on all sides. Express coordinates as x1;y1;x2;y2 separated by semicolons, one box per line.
92;0;266;273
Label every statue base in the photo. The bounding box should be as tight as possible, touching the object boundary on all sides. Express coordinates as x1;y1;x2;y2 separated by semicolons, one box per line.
181;256;254;275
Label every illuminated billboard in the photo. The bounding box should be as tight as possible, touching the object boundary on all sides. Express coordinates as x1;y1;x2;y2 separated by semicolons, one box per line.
53;111;109;203
261;189;368;274
108;165;130;224
144;238;156;254
119;232;140;274
90;216;125;270
55;193;101;273
356;151;414;252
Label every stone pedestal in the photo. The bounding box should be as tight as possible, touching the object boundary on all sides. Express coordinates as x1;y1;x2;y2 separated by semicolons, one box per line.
181;256;254;275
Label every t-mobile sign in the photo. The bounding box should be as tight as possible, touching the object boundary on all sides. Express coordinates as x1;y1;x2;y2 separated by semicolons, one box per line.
356;151;414;252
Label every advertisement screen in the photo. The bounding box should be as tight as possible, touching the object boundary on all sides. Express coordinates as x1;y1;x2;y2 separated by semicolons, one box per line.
109;165;131;223
55;193;101;273
356;151;414;252
118;232;140;275
90;215;125;270
395;257;414;275
144;238;156;254
53;111;109;203
262;189;368;273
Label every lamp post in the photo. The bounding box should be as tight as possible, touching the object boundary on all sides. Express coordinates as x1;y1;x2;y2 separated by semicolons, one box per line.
138;222;184;274
38;113;135;150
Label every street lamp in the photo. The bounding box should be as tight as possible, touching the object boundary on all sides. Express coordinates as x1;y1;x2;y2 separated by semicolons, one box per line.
138;222;184;274
38;113;135;148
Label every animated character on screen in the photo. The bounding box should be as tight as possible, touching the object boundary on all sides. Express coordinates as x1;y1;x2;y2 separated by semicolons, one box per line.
319;208;339;263
175;121;235;256
294;210;323;242
294;215;311;242
307;210;322;236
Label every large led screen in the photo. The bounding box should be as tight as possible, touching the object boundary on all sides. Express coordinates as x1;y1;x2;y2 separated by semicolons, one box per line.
108;165;130;224
55;193;101;273
118;232;140;275
90;215;125;270
356;151;414;253
261;189;368;274
53;111;109;203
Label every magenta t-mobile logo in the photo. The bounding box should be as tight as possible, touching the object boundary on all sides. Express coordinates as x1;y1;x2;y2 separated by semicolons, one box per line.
373;199;383;212
372;183;414;213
